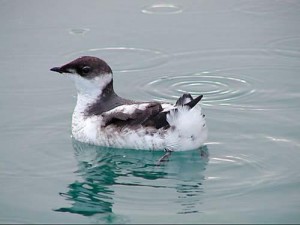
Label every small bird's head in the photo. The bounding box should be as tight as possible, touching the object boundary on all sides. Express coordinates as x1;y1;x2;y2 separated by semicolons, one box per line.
50;56;113;96
50;56;112;79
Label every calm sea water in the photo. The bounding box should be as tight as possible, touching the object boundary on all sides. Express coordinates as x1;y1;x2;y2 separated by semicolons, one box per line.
1;0;300;223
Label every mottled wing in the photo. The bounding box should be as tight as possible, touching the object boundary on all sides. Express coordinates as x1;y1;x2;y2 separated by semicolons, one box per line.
101;102;169;129
101;93;203;129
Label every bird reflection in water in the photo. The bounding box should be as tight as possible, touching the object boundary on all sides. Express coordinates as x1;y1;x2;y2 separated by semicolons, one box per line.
55;139;209;222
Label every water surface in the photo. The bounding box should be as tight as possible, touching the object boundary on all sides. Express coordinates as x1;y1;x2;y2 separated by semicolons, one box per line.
1;0;300;223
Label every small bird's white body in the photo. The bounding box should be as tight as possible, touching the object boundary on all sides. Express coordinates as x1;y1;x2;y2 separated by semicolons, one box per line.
71;74;207;151
51;56;208;151
72;103;207;151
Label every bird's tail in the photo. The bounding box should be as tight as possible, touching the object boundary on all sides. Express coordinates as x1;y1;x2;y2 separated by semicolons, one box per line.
175;93;203;109
166;94;207;151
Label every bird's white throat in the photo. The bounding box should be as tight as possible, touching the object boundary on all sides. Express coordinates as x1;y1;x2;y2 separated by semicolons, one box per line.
71;73;112;114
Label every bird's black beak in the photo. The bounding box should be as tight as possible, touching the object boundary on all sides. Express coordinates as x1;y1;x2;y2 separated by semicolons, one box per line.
50;67;63;73
50;65;73;74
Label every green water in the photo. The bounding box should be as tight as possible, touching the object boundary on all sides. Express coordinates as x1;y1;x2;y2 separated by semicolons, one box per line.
1;0;300;223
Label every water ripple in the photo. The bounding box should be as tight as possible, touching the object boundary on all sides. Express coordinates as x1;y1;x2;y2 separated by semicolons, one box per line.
143;73;255;105
68;28;90;36
204;131;300;203
142;1;245;15
235;0;300;14
133;49;300;111
207;153;285;199
267;36;300;58
142;4;183;14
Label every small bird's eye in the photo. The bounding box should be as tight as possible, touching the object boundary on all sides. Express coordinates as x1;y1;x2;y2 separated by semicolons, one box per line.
81;66;91;74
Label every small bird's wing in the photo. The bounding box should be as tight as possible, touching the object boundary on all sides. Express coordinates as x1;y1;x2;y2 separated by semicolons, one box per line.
101;102;169;129
101;93;203;129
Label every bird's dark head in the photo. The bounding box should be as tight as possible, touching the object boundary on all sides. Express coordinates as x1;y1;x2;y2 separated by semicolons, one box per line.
51;56;113;96
50;56;112;79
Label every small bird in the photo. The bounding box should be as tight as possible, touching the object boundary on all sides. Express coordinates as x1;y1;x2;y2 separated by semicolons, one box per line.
50;56;207;151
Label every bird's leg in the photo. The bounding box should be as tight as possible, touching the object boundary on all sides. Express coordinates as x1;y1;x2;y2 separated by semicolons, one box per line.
156;148;173;165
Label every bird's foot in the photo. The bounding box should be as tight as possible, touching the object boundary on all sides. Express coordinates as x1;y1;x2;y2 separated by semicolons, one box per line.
156;148;173;166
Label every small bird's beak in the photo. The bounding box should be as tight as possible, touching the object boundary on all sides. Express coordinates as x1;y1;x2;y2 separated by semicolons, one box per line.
50;67;63;73
50;65;73;74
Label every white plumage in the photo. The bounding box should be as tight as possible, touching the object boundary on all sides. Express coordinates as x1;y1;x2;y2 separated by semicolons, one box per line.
72;98;207;151
51;56;208;151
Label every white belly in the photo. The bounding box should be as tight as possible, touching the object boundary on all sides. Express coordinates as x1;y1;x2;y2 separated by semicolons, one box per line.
72;115;165;150
71;106;207;151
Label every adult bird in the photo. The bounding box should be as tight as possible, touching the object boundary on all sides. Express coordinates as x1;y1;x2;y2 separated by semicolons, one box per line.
50;56;207;151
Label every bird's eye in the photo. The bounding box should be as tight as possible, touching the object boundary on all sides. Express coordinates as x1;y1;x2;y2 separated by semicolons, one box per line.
81;66;91;74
